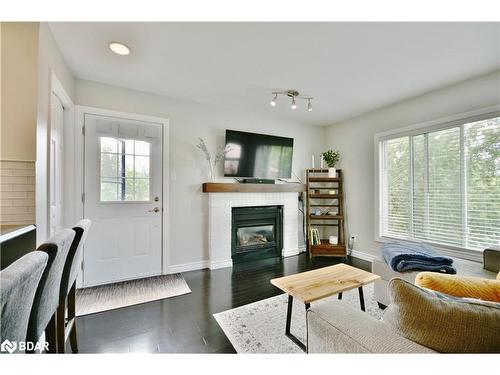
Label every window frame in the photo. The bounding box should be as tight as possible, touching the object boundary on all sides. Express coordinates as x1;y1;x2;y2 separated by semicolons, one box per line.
374;105;500;260
98;136;153;203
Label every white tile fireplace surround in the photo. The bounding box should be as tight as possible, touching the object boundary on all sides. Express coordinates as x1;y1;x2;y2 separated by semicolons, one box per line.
207;192;300;269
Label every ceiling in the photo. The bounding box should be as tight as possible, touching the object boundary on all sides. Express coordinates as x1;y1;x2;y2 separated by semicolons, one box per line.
49;22;500;126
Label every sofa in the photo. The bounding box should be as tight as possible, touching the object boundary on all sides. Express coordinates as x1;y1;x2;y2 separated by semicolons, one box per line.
306;295;435;353
372;255;497;307
307;277;500;353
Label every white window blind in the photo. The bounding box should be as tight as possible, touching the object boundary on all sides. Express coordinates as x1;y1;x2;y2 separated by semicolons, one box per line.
380;115;500;251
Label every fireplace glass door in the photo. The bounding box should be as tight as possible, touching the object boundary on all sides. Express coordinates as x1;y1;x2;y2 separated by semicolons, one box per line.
236;225;275;249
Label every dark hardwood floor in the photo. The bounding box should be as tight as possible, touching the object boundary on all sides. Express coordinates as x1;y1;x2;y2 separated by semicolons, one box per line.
75;253;370;353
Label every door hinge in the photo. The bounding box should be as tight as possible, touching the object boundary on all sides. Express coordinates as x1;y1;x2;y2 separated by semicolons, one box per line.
81;259;84;270
81;193;85;203
82;125;85;135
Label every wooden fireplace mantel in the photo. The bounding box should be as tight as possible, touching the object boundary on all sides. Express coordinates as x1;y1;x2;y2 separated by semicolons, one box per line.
202;182;306;193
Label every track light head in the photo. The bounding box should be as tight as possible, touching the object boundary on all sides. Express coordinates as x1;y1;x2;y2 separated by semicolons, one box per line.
270;94;278;107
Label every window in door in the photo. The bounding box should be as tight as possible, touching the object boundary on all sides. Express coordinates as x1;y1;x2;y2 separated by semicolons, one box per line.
379;114;500;251
99;137;151;202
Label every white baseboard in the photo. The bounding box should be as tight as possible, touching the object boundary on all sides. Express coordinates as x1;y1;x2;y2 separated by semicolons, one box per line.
349;249;377;262
165;245;317;273
209;259;233;270
165;260;209;274
282;247;300;257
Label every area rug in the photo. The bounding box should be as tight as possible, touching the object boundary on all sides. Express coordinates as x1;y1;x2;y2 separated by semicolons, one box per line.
76;274;191;316
213;283;382;353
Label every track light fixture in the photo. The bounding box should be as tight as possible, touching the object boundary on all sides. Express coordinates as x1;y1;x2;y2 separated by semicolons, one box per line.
270;90;313;112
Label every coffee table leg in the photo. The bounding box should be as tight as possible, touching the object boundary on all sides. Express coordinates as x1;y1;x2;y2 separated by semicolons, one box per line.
358;286;365;312
285;295;293;334
338;292;343;300
285;295;308;352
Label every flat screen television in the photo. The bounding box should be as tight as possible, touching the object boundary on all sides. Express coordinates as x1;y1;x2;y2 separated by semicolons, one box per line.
223;130;294;179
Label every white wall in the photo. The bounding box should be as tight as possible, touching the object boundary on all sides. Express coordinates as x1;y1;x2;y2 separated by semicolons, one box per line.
75;79;324;268
325;70;500;259
36;23;75;242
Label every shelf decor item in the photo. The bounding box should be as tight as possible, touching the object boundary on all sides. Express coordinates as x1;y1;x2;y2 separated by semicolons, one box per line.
306;168;346;257
196;138;232;182
321;150;340;178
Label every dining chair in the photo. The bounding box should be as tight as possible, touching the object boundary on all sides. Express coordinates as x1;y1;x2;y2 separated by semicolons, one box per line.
56;219;91;353
26;229;75;353
0;252;48;353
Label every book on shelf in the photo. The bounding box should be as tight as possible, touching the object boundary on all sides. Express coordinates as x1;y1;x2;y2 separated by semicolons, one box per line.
309;228;321;245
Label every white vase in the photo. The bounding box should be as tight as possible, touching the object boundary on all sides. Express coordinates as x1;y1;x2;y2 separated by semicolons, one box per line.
207;163;216;182
328;167;336;178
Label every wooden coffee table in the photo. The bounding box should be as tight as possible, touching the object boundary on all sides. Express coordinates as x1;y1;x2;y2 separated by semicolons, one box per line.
270;263;380;351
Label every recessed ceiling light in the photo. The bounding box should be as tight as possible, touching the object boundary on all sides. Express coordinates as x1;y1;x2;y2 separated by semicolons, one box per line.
109;42;130;56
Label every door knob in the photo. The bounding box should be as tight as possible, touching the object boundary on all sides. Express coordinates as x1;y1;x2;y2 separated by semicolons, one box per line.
149;207;160;213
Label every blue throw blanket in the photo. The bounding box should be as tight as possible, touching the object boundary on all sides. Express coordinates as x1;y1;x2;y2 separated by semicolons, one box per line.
382;242;456;274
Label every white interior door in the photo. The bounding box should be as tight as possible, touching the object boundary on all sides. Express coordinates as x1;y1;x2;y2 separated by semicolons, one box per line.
83;113;163;287
49;93;64;237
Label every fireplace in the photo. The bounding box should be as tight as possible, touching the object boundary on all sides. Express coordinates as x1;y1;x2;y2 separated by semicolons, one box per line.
231;206;283;263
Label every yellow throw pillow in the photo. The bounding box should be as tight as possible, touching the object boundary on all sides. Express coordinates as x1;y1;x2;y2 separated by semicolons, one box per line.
415;272;500;303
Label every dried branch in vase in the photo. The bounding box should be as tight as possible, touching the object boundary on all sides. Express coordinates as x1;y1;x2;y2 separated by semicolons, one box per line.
196;138;232;181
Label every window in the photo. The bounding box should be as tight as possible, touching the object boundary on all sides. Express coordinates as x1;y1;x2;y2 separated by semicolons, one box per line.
99;137;151;202
379;114;500;251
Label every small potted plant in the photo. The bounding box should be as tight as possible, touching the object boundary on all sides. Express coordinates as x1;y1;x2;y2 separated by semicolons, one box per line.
321;149;340;178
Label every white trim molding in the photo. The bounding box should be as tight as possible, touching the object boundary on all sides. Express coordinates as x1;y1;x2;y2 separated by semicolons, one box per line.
349;249;377;263
209;259;233;270
282;247;300;257
37;71;75;242
166;261;209;274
